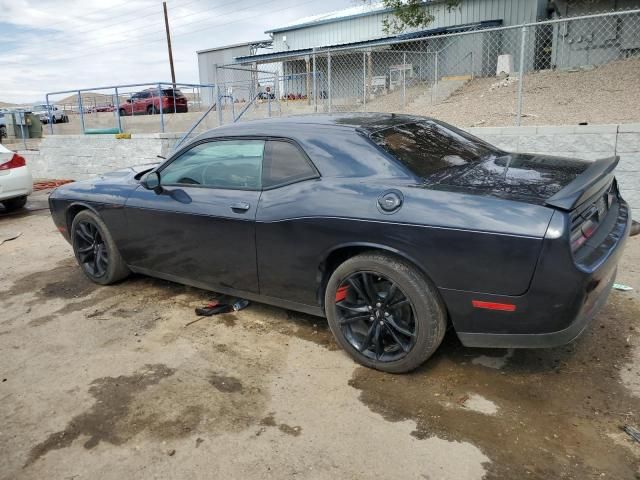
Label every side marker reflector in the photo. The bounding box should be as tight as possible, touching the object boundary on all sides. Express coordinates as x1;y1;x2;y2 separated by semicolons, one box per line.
472;300;516;312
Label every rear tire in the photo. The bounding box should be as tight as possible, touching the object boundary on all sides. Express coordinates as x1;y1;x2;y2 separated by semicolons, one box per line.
71;210;130;285
2;196;27;211
119;108;126;117
147;105;155;115
325;252;446;373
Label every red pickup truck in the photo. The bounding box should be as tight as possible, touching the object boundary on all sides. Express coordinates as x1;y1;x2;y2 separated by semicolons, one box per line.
118;88;188;116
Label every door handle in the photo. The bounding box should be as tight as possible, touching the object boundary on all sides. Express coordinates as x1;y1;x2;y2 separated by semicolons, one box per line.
230;201;250;213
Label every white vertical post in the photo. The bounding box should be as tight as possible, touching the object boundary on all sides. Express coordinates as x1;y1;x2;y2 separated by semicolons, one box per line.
114;87;122;132
46;95;53;135
312;49;317;113
363;52;367;109
213;63;223;126
516;26;527;127
327;51;332;113
402;51;407;111
471;51;475;79
157;83;165;133
432;52;439;105
78;91;86;134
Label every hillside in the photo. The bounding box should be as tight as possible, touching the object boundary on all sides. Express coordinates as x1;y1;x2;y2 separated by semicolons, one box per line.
407;57;640;127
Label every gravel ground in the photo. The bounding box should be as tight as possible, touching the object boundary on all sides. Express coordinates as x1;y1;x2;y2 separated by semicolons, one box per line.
1;192;640;479
408;57;640;127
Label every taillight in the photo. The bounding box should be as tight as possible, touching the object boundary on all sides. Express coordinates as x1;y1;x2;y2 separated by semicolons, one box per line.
0;153;26;171
571;216;600;251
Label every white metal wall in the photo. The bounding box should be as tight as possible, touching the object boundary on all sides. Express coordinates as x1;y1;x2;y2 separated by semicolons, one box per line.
270;0;546;51
197;44;254;103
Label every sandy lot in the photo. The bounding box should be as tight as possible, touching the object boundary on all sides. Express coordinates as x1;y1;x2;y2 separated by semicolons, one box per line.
1;191;640;480
409;57;640;128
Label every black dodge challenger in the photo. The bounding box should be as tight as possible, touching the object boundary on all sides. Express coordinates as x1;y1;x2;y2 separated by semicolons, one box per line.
49;114;632;373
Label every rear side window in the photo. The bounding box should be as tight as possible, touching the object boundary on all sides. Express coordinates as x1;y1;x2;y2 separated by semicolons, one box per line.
262;140;317;188
370;121;500;180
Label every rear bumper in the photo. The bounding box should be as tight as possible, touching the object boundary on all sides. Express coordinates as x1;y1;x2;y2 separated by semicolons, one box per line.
447;197;631;349
457;267;616;348
0;165;33;201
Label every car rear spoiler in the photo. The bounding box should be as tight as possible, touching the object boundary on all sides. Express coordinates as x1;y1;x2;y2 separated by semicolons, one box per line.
545;155;619;211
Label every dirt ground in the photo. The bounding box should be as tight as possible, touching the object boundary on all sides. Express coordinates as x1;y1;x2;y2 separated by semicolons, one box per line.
1;191;640;480
407;57;640;128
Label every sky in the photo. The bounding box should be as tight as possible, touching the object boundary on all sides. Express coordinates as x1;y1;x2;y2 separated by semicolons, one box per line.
0;0;354;104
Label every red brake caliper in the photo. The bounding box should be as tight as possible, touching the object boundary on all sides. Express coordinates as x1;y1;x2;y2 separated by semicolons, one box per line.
335;285;349;303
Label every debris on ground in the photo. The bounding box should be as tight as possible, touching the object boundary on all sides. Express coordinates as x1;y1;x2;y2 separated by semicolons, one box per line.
186;297;250;326
489;74;519;91
623;425;640;443
0;232;22;246
614;283;634;292
32;179;74;191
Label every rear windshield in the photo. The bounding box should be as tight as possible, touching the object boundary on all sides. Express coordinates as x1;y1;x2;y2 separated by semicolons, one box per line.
370;121;501;180
162;89;184;97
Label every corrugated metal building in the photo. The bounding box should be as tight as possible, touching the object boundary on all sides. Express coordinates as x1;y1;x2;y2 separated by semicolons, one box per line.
265;0;544;51
238;0;548;100
197;40;272;104
197;0;639;103
198;0;548;94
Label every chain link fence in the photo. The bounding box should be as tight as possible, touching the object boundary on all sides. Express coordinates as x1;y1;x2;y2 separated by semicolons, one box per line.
43;82;216;136
211;9;640;127
41;9;640;138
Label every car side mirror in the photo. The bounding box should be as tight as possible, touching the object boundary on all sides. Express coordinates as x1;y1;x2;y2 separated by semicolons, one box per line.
126;99;132;103
141;171;162;194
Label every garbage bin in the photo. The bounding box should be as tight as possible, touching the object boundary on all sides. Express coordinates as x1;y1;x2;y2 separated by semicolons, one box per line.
26;113;42;138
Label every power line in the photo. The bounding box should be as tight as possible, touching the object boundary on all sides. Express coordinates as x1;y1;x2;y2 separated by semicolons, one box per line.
1;0;303;65
1;0;201;48
1;0;261;56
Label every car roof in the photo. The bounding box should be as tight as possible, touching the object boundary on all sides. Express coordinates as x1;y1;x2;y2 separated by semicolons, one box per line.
203;113;433;137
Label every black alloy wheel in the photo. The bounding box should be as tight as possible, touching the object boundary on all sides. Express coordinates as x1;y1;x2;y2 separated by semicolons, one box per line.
71;210;130;285
325;252;446;373
74;220;108;278
336;271;417;362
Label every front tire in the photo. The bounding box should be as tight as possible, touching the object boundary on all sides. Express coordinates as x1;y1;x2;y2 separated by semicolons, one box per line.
2;196;27;211
325;252;446;373
71;210;130;285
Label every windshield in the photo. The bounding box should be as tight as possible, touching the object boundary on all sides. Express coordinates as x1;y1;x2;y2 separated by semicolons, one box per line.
370;121;501;180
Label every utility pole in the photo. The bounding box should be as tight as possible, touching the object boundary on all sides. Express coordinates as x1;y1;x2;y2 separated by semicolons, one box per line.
163;1;176;85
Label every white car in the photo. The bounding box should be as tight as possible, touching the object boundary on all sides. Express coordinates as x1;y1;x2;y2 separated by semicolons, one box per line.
0;144;32;211
31;104;68;124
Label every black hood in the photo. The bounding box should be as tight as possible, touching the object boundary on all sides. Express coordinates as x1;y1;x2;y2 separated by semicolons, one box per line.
430;153;592;206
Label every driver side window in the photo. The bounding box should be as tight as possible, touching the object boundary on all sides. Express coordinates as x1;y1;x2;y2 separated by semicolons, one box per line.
160;140;265;190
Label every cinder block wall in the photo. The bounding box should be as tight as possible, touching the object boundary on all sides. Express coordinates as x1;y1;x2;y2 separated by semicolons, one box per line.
20;124;640;217
22;133;181;180
467;124;640;219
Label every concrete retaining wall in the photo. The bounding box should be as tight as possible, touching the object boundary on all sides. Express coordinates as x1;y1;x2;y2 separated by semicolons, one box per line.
23;133;181;180
20;123;640;217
